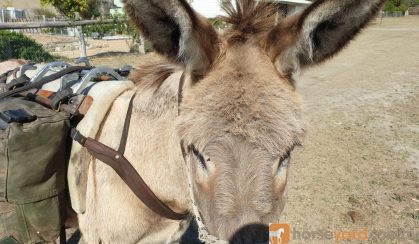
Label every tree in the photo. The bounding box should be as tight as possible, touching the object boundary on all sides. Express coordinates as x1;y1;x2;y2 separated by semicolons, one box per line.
399;3;409;12
40;0;97;19
384;0;419;13
402;0;419;6
384;0;398;12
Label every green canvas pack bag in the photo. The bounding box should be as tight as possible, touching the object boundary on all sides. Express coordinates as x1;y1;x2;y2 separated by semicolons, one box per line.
0;98;70;244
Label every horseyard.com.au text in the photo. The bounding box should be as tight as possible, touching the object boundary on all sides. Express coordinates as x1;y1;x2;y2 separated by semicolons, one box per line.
269;224;419;243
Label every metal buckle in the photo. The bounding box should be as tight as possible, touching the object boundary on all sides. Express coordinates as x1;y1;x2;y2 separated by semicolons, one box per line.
55;101;62;112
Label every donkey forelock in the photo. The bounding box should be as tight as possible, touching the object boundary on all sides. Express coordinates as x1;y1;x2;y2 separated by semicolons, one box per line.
220;0;278;43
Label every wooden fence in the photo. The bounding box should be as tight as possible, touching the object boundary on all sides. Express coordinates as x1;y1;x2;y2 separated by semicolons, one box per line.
0;18;122;30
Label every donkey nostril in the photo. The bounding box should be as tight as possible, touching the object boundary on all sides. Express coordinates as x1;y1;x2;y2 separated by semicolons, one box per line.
229;223;269;244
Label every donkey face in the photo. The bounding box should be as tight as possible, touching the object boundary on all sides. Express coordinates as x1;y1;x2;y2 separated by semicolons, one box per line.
123;0;384;240
177;39;304;239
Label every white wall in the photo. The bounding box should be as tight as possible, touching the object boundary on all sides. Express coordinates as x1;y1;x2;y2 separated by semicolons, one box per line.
287;4;306;15
190;0;225;18
0;8;26;20
190;0;310;18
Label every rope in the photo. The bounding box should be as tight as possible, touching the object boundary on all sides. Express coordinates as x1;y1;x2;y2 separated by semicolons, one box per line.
184;154;228;244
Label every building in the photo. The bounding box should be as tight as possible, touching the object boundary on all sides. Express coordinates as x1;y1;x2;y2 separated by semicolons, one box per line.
189;1;224;18
107;0;311;18
0;0;57;20
110;0;124;15
275;0;311;15
92;0;114;16
0;7;26;23
276;0;312;15
190;0;311;18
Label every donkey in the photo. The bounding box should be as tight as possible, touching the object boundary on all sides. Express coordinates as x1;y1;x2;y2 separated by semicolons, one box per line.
77;0;385;242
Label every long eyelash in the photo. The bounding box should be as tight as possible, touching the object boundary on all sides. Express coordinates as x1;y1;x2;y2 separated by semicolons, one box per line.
189;144;207;170
279;155;290;167
279;149;291;163
278;144;298;169
282;143;299;160
282;152;290;162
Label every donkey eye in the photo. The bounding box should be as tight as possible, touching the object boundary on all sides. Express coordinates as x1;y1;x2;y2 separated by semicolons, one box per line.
276;154;290;176
189;144;207;170
276;145;297;175
278;155;290;169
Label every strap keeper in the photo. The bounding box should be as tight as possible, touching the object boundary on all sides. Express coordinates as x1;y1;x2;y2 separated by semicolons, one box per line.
71;128;87;146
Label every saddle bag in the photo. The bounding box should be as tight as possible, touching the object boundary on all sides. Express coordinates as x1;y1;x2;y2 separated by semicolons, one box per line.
0;98;70;244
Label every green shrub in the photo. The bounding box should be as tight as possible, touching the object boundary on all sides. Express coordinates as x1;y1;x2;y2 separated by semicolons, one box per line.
144;41;153;54
0;31;54;62
385;0;419;12
384;1;397;12
398;3;409;12
83;23;115;39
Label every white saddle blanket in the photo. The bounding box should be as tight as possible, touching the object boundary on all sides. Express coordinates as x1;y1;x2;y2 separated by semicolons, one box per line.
68;80;135;214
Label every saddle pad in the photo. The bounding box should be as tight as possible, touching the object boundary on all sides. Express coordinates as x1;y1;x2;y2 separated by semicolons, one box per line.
68;80;135;214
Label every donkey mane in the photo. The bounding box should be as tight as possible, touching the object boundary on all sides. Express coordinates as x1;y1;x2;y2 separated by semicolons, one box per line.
221;0;278;42
130;61;179;90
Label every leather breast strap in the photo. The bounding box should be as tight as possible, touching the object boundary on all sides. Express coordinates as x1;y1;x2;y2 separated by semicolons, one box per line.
71;93;189;220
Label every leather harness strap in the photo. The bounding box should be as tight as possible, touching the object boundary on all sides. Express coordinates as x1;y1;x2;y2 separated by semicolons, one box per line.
71;92;189;221
117;94;135;154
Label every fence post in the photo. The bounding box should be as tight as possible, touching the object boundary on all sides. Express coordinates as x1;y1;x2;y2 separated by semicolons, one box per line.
78;26;87;58
1;9;4;23
139;35;145;54
380;11;384;24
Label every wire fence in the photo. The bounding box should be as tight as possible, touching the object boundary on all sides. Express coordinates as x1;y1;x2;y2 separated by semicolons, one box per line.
0;17;144;60
381;11;406;17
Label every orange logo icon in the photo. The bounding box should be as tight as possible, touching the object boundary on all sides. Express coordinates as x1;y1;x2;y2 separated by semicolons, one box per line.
269;224;290;244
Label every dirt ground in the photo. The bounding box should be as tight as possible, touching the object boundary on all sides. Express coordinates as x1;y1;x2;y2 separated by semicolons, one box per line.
3;16;417;243
85;16;419;243
279;16;419;243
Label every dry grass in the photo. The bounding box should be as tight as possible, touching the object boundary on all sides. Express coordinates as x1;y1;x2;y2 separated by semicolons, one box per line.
281;16;419;243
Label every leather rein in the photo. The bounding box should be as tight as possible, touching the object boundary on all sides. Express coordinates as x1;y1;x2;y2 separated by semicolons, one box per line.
71;74;189;221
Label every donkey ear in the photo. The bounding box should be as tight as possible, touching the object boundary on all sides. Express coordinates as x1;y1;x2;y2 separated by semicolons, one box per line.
123;0;219;78
266;0;385;74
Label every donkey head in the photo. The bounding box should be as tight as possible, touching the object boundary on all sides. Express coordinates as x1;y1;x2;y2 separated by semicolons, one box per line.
123;0;384;240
